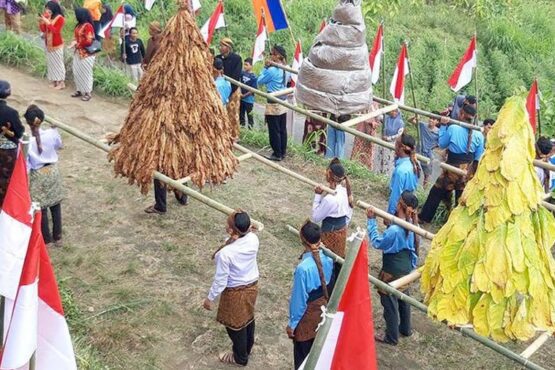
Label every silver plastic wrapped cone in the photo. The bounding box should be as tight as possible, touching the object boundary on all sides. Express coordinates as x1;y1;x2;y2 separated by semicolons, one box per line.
296;0;372;115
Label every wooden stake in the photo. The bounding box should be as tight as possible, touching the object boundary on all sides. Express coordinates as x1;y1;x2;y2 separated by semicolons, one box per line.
233;144;336;194
43;116;265;231
342;105;398;128
303;230;366;369
521;332;551;359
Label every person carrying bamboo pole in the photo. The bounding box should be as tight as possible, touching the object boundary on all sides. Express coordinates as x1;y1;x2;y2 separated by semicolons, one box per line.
419;104;484;223
388;133;420;216
311;158;353;261
375;109;404;177
0;80;23;208
367;191;419;346
216;38;243;139
286;221;334;369
203;211;259;366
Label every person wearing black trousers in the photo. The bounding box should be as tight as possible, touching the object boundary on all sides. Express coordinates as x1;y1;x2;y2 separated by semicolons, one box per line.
144;179;188;214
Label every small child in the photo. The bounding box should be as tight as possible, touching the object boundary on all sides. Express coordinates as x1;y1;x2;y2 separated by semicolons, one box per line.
240;58;257;129
214;58;231;106
24;105;65;247
121;27;145;82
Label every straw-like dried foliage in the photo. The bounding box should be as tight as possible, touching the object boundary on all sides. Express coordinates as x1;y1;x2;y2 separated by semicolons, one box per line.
108;5;238;194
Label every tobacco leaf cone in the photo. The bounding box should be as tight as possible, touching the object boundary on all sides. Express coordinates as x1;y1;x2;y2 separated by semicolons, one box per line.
420;95;555;342
108;5;238;194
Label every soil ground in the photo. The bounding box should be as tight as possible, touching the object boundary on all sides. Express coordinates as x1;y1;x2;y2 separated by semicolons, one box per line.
3;64;555;370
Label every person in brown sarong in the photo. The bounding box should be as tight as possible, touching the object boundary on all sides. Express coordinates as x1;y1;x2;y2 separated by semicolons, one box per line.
302;113;327;155
142;21;163;71
286;221;334;369
311;158;353;259
203;211;259;366
350;102;381;170
216;37;243;140
0;80;24;208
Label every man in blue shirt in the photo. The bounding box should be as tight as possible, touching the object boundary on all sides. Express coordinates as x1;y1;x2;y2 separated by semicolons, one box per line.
213;58;232;106
449;95;476;120
410;113;440;187
257;45;289;161
239;58;257;129
419;104;484;223
388;134;420;215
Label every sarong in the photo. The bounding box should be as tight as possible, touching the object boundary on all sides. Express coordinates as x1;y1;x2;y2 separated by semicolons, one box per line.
227;89;242;140
302;117;326;155
46;47;66;82
72;54;95;93
294;296;327;342
0;147;17;207
217;281;258;331
351;103;381;170
321;227;347;258
30;163;64;208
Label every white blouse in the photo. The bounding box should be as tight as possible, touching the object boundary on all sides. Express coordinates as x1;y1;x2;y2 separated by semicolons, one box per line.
311;184;353;223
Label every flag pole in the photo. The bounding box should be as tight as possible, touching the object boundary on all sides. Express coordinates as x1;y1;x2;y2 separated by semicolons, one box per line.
473;31;479;125
381;21;386;102
303;230;366;370
406;41;420;142
277;0;297;49
0;295;4;349
536;78;542;137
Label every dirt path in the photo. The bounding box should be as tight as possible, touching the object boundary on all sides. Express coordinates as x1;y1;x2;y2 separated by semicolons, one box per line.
3;64;554;370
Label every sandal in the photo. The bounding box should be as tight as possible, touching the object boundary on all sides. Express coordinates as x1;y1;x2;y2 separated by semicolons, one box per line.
55;82;66;90
218;351;238;365
144;205;165;215
71;91;82;98
81;94;92;102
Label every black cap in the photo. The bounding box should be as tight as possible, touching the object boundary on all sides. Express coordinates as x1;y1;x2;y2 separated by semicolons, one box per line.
213;58;224;71
0;80;11;98
273;45;287;60
466;95;477;105
462;104;476;117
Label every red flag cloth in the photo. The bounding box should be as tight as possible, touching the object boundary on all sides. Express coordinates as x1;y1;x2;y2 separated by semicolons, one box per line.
526;79;539;133
447;36;477;92
200;0;225;45
290;40;303;87
368;23;384;85
319;19;327;34
389;43;409;104
330;239;377;369
252;14;267;65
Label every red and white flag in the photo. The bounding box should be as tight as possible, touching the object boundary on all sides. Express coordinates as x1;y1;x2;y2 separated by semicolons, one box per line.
369;23;384;85
98;5;124;38
146;0;200;12
448;36;477;92
290;40;303;87
200;0;225;46
252;14;267;65
1;211;77;369
0;147;32;301
526;79;540;134
390;43;409;105
318;19;327;34
300;239;377;370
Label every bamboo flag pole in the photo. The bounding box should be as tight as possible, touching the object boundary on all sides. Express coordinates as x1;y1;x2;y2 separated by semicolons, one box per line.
303;230;366;369
285;225;546;370
474;31;479;124
381;21;386;105
405;41;421;142
536;79;542;137
43;116;265;231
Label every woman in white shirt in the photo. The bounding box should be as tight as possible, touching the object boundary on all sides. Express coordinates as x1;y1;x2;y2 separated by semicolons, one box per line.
203;211;259;366
312;158;353;258
24;105;64;247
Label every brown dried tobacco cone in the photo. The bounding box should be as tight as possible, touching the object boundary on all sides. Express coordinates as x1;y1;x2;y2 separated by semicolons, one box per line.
108;3;238;194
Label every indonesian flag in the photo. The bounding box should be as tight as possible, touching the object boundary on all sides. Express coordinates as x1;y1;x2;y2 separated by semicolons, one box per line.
146;0;200;12
290;40;303;87
98;5;124;38
200;0;225;46
1;212;77;369
300;239;377;369
369;23;384;85
318;18;327;34
389;43;409;105
527;79;540;134
252;14;267;65
0;147;32;301
448;36;477;92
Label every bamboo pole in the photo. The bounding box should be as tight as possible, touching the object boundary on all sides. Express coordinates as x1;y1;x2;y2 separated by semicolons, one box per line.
233;143;336;194
356;200;436;240
285;225;547;370
43;116;265;231
342;104;398;128
175;153;253;184
269;87;295;97
268;61;298;73
0;295;4;349
303;230;366;369
521;332;551;359
389;270;422;289
405;42;421;142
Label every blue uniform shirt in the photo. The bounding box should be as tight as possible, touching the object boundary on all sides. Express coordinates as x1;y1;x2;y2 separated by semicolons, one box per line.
388;157;419;215
257;66;288;95
240;71;257;104
439;124;485;160
215;76;232;106
288;250;334;330
367;218;417;269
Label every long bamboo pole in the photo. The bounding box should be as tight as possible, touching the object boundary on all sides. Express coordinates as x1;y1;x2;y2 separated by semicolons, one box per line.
521;332;551;359
303;230;365;369
356;200;436;240
405;42;421;142
389;270;422;289
342;104;398;128
43;116;265;231
285;225;546;370
175;153;253;184
269;88;295;97
233;144;336;194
